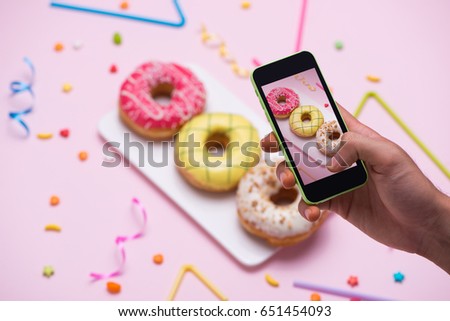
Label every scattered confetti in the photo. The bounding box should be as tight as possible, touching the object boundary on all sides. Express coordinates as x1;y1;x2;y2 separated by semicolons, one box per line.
168;265;227;301
310;293;321;301
153;254;164;265
393;272;405;283
8;57;35;135
50;195;60;206
335;40;344;50
43;265;54;278
200;25;250;78
62;83;73;93
120;1;129;10
347;276;359;287
73;40;83;50
45;224;62;232
54;42;64;52
78;151;88;161
324;103;329;107
113;32;122;45
366;75;381;83
59;128;70;138
90;198;148;280
265;274;279;287
241;1;251;9
37;133;53;140
109;64;118;73
107;281;121;294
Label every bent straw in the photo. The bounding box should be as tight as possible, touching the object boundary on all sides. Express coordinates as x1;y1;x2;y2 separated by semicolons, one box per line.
293;280;393;301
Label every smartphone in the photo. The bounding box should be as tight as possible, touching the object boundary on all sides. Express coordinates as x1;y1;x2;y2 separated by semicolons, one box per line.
251;51;367;204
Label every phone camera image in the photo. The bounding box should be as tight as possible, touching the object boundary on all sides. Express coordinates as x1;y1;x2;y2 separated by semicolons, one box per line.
262;68;349;185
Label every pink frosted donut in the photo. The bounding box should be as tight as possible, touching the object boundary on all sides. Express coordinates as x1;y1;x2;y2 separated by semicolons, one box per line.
119;62;206;139
266;87;299;119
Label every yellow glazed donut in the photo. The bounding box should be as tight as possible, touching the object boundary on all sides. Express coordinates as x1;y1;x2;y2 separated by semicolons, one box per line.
316;120;342;156
175;113;260;192
237;163;326;246
289;105;324;137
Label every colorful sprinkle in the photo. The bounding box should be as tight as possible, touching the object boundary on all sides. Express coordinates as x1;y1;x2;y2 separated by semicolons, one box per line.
45;224;62;232
310;293;321;301
109;64;118;73
107;281;121;294
241;1;251;9
324;103;329;108
120;1;129;10
73;41;83;50
335;41;344;50
200;25;250;78
393;272;405;283
113;32;122;45
347;276;358;287
37;133;53;140
50;195;60;206
265;274;279;287
43;265;54;278
59;128;70;138
252;58;262;66
78;151;88;161
153;254;164;265
62;83;73;93
366;75;381;83
54;42;64;52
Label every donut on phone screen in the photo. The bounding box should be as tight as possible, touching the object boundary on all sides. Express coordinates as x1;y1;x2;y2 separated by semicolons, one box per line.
289;105;324;137
266;87;299;119
316;120;342;156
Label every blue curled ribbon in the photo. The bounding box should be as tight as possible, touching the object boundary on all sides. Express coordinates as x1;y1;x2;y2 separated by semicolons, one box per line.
8;57;35;135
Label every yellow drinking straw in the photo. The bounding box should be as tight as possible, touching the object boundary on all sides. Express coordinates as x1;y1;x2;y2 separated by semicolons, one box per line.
354;92;449;179
167;264;228;301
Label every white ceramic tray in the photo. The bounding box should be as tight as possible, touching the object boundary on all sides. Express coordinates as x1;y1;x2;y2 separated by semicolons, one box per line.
98;64;279;266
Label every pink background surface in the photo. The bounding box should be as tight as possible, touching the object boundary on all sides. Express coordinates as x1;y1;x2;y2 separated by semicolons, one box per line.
1;0;449;300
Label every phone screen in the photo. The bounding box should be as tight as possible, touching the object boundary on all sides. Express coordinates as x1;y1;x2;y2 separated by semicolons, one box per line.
261;67;352;185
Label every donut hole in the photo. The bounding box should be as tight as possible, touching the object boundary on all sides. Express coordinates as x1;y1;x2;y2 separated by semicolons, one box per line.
270;188;298;206
277;95;287;105
328;131;341;140
301;113;311;123
151;83;174;106
204;132;230;157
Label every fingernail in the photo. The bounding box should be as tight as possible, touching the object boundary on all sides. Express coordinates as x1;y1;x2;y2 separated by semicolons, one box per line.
304;208;312;220
327;157;337;170
279;172;287;185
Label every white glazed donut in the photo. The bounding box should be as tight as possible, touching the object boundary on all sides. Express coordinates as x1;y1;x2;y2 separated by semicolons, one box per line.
316;120;342;157
236;163;325;246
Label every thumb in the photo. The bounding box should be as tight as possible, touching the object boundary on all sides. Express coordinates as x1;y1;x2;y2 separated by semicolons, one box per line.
327;131;401;173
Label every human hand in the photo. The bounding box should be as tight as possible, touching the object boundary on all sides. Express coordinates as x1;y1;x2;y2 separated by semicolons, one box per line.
260;103;450;273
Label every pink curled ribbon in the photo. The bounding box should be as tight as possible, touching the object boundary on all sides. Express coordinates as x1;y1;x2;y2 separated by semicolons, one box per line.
89;197;148;280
